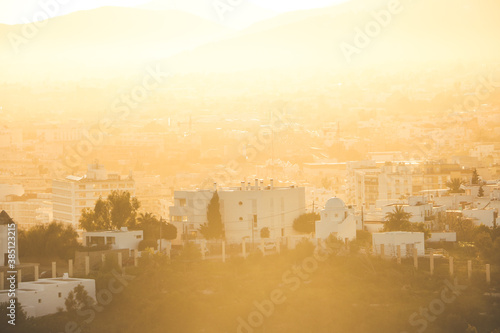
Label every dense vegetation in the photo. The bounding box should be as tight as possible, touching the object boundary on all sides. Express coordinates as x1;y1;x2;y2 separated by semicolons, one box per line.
5;238;500;333
80;191;140;231
18;222;78;260
293;212;321;234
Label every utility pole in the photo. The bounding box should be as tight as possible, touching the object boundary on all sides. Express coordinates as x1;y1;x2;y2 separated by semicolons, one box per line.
361;204;364;231
159;217;163;253
251;217;255;251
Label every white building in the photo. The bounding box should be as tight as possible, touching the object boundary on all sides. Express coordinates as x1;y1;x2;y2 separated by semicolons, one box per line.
169;180;305;243
0;211;20;266
0;277;95;317
372;232;425;257
315;197;356;242
82;228;143;251
52;164;135;227
381;196;435;224
462;208;497;227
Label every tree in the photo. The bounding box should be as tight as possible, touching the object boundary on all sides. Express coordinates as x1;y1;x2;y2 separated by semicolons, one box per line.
474;232;493;260
478;185;484;197
447;215;476;242
355;229;372;248
293;212;320;234
136;212;160;240
163;223;177;240
383;206;430;239
199;191;224;240
0;301;30;330
65;284;93;313
134;213;177;241
446;178;465;193
471;169;480;185
260;227;270;239
108;191;140;229
79;197;111;231
19;222;78;259
79;191;140;231
383;206;412;231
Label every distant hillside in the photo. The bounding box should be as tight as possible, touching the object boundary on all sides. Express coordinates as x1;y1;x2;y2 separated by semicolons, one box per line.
1;0;499;81
0;6;230;81
162;0;500;73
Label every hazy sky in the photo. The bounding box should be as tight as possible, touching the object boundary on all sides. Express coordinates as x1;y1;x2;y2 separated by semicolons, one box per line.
0;0;350;25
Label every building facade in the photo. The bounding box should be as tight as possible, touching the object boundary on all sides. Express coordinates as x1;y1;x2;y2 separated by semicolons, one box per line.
52;164;135;227
315;197;356;242
169;180;306;243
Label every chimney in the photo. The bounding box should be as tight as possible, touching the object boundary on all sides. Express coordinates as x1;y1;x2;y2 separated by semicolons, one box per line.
255;179;259;190
213;182;217;191
270;178;274;190
260;179;264;190
241;181;245;191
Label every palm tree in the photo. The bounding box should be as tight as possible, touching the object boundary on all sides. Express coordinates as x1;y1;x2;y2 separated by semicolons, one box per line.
446;178;465;193
137;212;157;225
136;212;161;240
383;206;412;231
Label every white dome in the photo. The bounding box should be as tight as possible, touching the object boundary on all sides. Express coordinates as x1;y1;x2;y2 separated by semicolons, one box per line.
324;197;346;210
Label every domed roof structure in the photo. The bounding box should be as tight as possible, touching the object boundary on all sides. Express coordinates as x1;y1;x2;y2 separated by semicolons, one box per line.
324;197;346;210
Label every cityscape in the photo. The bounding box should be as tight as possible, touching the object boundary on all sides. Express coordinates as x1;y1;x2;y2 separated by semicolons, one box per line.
1;0;500;332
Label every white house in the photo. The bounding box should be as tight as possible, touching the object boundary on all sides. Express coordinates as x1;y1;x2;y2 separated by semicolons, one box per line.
315;197;356;242
372;232;425;257
0;277;95;317
0;210;19;266
462;208;497;227
82;228;143;251
169;180;305;243
382;196;434;223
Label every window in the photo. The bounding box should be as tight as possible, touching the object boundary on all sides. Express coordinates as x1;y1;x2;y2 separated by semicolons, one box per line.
79;185;85;190
106;237;116;245
253;215;258;228
239;217;243;221
58;292;62;298
238;201;243;206
38;299;42;303
136;235;142;239
179;199;186;207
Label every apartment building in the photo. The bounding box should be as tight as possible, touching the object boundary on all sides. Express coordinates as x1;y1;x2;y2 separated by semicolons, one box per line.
52;164;135;227
169;179;305;242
